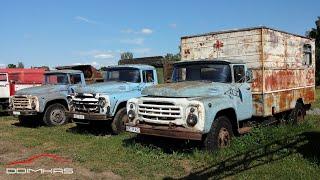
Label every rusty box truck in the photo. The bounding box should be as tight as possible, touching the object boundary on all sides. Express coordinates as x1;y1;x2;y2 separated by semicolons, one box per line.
125;27;316;150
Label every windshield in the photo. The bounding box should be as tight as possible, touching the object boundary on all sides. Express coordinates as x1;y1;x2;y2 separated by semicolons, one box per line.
45;74;69;85
0;73;7;82
104;68;141;83
172;64;231;83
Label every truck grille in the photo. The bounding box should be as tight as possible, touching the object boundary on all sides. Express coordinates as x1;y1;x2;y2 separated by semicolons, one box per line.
72;94;99;113
138;101;182;121
12;96;31;110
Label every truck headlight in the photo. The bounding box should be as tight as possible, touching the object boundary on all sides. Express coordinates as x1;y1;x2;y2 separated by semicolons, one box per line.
186;107;198;126
98;97;107;108
128;110;136;120
31;97;37;110
129;103;136;110
67;96;73;104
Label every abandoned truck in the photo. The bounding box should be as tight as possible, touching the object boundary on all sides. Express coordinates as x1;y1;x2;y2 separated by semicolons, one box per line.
10;70;86;126
0;68;45;112
66;64;158;134
125;27;316;150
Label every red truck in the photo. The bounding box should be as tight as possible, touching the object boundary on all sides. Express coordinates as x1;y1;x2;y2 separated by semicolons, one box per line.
0;68;45;112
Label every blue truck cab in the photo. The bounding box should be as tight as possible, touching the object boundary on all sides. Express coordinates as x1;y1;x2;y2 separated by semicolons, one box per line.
10;70;86;126
126;60;253;150
67;64;158;134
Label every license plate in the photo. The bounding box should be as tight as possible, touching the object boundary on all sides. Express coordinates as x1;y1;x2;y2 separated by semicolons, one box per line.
13;111;20;115
126;126;140;133
73;114;85;119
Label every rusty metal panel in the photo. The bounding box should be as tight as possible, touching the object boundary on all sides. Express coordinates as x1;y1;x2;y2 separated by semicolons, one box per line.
181;28;262;69
181;27;316;117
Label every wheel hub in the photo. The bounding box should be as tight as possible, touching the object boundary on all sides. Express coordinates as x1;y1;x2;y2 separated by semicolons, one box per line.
50;109;65;124
218;128;230;148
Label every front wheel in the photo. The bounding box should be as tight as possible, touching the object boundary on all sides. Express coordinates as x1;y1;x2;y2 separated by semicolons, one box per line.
203;116;233;152
43;103;68;126
111;107;129;134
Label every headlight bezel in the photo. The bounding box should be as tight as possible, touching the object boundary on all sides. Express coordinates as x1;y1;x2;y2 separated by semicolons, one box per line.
186;105;200;127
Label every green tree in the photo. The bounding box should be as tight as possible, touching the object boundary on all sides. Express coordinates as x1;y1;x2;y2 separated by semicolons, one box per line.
306;17;320;85
120;52;133;60
164;53;181;61
17;62;24;68
7;64;16;68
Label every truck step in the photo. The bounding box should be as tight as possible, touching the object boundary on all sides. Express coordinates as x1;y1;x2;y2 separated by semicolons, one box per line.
238;127;252;135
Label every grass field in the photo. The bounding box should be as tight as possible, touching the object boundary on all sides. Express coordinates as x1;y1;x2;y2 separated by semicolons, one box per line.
0;91;319;179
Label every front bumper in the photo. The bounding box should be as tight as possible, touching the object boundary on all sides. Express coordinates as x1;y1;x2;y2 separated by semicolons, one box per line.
66;111;112;122
125;123;203;140
9;110;38;116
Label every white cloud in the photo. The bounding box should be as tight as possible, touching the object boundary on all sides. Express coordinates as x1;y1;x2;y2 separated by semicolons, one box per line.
141;28;153;34
120;38;144;45
94;53;114;59
74;16;99;24
0;64;6;68
169;23;177;29
121;28;153;35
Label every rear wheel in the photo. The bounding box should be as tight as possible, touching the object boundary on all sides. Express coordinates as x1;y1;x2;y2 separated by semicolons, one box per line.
288;102;306;124
203;116;233;152
43;103;68;126
111;107;128;134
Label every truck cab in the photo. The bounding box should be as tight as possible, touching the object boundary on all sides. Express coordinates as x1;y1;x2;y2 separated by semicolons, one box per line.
67;64;158;134
10;70;86;126
126;60;253;150
0;69;45;112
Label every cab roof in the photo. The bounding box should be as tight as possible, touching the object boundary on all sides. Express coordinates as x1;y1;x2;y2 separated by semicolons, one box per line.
107;64;155;70
45;70;82;74
173;59;245;66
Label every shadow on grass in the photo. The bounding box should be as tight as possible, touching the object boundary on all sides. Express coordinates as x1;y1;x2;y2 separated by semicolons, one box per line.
123;135;202;154
11;115;43;128
163;131;320;180
67;121;113;136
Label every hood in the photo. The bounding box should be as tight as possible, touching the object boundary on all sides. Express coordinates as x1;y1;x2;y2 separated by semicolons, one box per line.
142;81;230;97
15;85;67;96
74;81;139;94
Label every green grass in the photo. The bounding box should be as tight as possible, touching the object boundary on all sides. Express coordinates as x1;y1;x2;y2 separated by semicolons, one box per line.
314;88;320;108
0;115;319;179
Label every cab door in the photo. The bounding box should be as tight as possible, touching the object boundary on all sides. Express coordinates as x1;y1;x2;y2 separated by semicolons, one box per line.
232;65;253;120
0;73;9;98
68;73;84;94
142;70;157;87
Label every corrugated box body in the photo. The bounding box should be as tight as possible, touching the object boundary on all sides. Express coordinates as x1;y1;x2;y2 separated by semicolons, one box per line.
181;27;316;117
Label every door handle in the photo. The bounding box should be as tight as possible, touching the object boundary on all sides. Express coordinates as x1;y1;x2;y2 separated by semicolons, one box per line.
246;87;251;90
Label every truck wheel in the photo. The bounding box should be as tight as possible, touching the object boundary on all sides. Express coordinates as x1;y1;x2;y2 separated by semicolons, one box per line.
203;116;233;152
288;102;305;124
111;107;128;134
43;103;68;126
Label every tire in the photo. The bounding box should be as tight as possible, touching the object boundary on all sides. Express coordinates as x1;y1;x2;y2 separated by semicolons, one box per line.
203;116;233;152
111;107;128;134
288;102;306;124
43;103;68;126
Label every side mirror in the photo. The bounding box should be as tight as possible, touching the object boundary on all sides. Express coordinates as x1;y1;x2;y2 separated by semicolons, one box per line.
245;69;253;83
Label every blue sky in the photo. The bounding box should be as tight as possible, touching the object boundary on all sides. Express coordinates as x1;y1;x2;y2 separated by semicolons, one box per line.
0;0;319;68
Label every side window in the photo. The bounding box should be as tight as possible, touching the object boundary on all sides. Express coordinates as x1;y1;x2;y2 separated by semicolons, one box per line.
70;74;82;84
143;70;154;83
233;65;245;83
303;44;312;66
